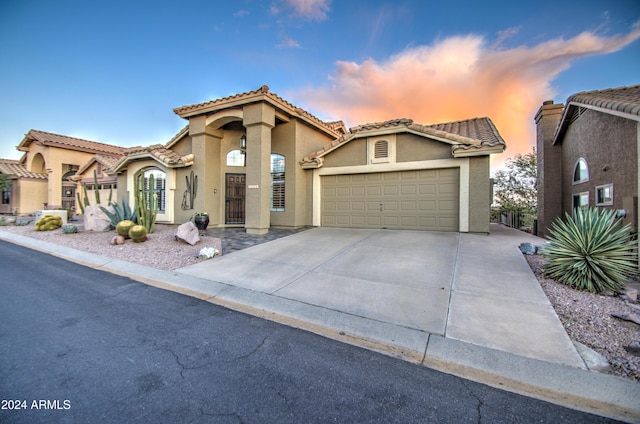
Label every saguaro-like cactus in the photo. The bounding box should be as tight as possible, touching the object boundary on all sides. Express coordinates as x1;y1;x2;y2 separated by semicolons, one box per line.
134;172;157;234
181;171;198;210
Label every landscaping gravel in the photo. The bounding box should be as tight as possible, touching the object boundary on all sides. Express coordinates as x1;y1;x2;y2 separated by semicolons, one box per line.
0;223;216;271
1;222;639;381
526;254;640;382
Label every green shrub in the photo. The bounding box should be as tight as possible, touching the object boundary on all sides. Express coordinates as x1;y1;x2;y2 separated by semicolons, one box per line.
541;207;637;293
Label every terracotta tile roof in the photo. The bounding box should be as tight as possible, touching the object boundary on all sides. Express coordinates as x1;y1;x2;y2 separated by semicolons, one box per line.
300;117;506;166
19;129;124;156
110;144;194;173
0;158;47;179
325;120;348;134
173;85;342;139
553;84;640;144
75;154;123;177
566;84;640;117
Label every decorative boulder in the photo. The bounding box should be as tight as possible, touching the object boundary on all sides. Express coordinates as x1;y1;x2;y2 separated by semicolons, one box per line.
84;204;113;232
519;242;538;255
110;235;125;245
175;221;200;246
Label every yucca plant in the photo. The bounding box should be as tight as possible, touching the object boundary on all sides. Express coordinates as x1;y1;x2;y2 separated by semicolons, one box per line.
541;207;637;293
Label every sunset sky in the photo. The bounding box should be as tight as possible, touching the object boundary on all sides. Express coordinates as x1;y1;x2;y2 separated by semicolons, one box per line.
1;0;639;170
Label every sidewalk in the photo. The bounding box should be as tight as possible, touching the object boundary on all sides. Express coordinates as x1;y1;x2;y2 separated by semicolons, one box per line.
0;225;638;422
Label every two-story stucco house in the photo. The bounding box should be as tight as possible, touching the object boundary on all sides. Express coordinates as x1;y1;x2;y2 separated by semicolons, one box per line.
0;130;123;215
536;84;640;238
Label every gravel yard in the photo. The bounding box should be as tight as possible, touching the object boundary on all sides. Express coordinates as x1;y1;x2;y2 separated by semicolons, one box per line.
1;221;639;381
0;223;216;271
526;254;640;382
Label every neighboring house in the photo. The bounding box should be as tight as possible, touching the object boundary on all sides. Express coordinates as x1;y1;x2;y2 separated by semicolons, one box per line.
0;130;124;215
110;85;505;234
536;84;640;238
0;158;47;215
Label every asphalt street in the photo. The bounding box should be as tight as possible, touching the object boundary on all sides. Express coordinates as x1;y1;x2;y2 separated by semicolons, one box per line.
0;240;621;423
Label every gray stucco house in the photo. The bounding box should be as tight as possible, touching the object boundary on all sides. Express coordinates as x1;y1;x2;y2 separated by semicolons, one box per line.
536;84;640;238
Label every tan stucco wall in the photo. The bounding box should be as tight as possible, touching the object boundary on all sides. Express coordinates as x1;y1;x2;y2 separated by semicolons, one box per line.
396;133;452;161
15;179;48;215
169;133;193;157
19;144;101;213
322;138;367;167
468;156;491;233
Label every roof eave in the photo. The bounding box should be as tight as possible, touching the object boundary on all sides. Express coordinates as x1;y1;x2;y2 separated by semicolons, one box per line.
452;144;506;158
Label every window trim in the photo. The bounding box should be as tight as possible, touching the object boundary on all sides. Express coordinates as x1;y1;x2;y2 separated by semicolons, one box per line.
595;184;614;206
368;136;395;164
270;153;285;212
138;168;166;212
572;191;589;211
226;149;246;167
572;158;589;184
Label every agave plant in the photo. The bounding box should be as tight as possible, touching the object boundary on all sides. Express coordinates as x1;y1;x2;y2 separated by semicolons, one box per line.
541;207;637;293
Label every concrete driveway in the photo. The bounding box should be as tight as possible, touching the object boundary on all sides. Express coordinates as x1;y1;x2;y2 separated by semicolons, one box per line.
176;225;584;368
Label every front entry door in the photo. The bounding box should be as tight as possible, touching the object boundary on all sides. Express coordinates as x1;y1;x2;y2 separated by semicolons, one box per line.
225;173;246;224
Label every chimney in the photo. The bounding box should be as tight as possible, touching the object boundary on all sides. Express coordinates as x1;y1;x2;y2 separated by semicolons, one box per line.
535;100;564;238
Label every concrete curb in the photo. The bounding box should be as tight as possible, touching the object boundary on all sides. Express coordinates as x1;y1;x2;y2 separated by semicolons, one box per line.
1;231;638;423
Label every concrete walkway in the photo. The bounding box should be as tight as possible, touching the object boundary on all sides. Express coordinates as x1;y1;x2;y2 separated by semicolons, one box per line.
1;224;638;422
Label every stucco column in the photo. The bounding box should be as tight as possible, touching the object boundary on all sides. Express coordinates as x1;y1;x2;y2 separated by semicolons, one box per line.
189;116;222;226
243;103;275;235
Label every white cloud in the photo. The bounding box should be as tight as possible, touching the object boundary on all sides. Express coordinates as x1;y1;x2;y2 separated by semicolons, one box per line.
292;24;640;168
273;0;331;21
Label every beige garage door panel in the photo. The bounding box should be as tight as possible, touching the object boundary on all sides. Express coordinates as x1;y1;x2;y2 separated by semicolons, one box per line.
322;169;459;231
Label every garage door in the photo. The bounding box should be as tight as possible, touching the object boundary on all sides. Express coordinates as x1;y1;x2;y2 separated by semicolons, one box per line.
322;168;459;231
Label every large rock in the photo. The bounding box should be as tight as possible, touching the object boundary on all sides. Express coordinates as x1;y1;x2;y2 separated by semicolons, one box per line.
84;205;113;232
175;221;200;246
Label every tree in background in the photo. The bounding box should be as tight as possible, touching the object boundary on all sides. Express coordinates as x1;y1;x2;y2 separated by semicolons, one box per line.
0;173;11;193
492;150;537;229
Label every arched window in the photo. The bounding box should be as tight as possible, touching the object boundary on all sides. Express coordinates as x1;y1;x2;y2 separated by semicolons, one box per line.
138;168;166;212
271;154;285;212
226;149;245;167
573;158;589;184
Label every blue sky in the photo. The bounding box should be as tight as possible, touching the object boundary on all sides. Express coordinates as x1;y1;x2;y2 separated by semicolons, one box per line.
1;0;638;169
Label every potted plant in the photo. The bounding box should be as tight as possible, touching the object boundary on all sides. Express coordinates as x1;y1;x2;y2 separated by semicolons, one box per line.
193;212;209;231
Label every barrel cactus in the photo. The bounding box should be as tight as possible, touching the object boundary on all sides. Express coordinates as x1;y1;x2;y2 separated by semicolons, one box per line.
35;215;63;231
116;220;135;239
129;225;147;243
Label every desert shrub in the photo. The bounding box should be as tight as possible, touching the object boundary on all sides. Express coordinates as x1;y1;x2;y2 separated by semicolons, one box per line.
541;207;637;293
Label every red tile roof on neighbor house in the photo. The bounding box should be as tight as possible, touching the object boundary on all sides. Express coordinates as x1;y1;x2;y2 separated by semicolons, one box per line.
19;129;124;156
300;117;506;167
566;84;640;117
0;158;47;180
553;84;640;144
